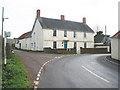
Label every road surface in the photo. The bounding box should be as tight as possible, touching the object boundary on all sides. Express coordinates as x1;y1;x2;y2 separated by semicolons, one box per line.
38;54;119;88
15;50;66;82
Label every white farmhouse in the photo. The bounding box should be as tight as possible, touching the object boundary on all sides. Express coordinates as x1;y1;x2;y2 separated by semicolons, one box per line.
15;9;94;53
111;31;120;60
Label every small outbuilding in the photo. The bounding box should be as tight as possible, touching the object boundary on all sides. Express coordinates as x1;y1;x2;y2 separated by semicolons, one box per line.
111;31;120;60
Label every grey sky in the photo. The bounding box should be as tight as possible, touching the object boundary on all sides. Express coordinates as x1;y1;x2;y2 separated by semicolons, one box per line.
0;0;119;38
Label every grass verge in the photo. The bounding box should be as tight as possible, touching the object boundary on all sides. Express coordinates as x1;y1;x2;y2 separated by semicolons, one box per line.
2;54;32;88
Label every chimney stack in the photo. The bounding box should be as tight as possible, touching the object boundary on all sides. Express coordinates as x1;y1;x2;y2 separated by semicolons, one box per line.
61;15;65;20
83;17;86;24
37;9;40;17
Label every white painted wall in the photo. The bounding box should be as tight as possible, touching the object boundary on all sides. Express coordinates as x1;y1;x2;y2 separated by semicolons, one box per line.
15;19;43;51
30;19;43;51
43;29;94;53
111;38;120;60
95;46;110;52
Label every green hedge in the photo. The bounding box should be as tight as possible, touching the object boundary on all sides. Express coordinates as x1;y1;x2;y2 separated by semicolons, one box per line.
2;55;32;88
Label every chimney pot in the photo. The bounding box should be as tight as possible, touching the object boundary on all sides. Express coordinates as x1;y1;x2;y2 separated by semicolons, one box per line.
37;9;40;17
61;15;65;20
83;17;86;24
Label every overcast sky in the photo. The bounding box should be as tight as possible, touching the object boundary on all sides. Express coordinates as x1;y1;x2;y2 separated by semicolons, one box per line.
0;0;119;38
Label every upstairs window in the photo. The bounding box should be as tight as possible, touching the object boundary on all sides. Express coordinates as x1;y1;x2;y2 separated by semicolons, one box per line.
53;30;57;36
64;30;67;37
84;32;86;38
73;31;76;38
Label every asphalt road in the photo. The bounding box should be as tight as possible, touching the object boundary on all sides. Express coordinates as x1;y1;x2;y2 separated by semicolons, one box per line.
38;54;119;88
15;50;65;81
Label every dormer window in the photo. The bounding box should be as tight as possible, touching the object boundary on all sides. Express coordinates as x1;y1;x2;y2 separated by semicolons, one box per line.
53;30;57;36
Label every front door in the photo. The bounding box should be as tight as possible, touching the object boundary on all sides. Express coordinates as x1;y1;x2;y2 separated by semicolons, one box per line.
64;41;67;49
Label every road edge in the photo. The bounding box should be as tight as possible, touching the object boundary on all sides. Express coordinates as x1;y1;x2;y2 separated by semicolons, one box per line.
33;54;76;89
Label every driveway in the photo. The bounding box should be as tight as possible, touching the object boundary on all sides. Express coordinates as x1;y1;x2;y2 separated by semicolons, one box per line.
14;50;67;83
38;54;119;88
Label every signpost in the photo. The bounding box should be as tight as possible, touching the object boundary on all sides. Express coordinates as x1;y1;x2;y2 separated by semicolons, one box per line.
4;31;11;64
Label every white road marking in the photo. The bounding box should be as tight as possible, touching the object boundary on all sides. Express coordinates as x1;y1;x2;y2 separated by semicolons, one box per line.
36;77;40;81
37;74;40;77
81;65;110;83
34;55;75;88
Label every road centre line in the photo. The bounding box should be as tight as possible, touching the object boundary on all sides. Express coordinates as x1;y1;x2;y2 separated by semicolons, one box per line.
81;65;110;83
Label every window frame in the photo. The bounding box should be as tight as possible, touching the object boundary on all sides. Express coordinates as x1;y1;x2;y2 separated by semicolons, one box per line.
64;30;67;37
53;30;57;36
84;32;87;38
53;41;57;48
74;42;77;48
73;31;76;38
84;42;87;48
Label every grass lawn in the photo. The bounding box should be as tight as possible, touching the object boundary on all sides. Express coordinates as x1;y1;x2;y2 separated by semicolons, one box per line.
2;54;32;88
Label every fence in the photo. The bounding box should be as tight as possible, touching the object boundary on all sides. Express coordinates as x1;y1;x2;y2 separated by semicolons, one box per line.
44;47;76;54
80;47;108;54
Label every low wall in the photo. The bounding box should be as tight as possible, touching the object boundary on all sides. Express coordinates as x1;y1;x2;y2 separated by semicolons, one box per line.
44;48;76;54
80;47;108;54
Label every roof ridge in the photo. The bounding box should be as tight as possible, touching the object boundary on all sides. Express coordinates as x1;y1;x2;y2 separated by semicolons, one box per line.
40;17;83;24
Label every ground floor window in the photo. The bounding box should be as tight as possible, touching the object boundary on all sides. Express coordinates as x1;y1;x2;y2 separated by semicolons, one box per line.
53;41;57;48
74;42;76;48
84;42;87;48
19;43;21;49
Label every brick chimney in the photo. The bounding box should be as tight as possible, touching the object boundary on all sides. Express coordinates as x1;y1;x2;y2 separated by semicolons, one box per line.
83;17;86;24
61;15;65;20
37;9;40;17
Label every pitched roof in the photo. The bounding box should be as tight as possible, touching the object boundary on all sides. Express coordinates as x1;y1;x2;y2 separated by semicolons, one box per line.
18;31;32;40
112;31;120;37
18;16;94;39
38;17;94;33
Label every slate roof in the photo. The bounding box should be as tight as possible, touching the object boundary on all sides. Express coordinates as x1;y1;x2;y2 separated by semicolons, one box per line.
18;16;94;39
18;31;32;40
38;17;94;32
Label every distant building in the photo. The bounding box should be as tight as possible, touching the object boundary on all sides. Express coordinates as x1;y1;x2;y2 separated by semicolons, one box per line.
111;31;120;60
15;9;94;53
94;31;111;52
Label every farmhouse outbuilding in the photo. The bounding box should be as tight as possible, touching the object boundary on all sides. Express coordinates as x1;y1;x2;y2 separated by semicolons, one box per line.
111;31;120;60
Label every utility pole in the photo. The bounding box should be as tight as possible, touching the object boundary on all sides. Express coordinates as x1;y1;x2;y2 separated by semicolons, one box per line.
105;25;107;35
2;7;4;36
0;7;4;63
1;7;9;65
